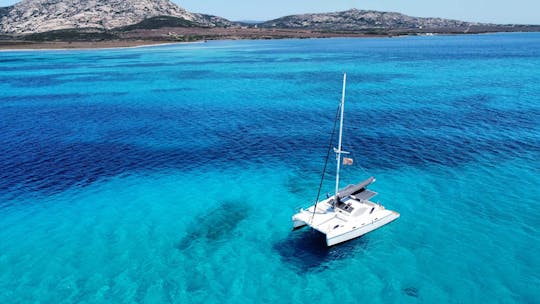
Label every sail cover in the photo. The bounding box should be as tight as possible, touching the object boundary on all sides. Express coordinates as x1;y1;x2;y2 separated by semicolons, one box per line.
337;176;376;200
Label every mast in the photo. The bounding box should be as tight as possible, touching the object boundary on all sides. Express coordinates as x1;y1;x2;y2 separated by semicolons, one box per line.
334;73;347;203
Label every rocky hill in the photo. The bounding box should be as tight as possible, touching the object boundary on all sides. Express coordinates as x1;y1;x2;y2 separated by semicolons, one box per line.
0;3;538;46
261;9;484;31
0;0;233;34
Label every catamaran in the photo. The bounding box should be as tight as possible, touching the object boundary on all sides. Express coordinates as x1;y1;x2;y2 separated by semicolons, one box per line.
292;73;399;246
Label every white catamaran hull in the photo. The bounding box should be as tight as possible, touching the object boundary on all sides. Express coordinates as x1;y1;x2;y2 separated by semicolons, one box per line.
293;219;307;229
325;211;399;246
292;206;399;246
292;178;400;247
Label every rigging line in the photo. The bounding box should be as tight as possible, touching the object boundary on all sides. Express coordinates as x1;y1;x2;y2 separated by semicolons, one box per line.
309;102;341;225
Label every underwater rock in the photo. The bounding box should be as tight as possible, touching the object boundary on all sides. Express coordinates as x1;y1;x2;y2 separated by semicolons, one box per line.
403;286;419;298
176;201;250;250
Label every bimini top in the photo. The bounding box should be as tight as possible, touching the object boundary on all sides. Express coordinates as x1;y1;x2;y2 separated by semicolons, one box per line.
337;176;377;201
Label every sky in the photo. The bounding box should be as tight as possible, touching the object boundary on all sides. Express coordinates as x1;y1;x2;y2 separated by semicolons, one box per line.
0;0;538;25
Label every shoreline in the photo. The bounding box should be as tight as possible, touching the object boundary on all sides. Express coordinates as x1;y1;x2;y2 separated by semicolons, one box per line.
0;37;381;52
0;40;204;53
0;40;206;52
0;31;537;51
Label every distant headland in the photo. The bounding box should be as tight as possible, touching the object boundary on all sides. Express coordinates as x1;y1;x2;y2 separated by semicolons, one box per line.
1;0;539;49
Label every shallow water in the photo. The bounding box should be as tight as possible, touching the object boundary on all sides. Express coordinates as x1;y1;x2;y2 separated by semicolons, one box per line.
0;33;539;303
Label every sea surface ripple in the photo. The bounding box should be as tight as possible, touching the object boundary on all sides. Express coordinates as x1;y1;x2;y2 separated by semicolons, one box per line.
0;33;539;303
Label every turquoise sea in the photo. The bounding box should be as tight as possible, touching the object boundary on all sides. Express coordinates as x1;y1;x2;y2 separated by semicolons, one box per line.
0;33;539;303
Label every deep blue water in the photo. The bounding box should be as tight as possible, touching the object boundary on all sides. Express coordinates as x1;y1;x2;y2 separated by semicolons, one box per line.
0;33;539;303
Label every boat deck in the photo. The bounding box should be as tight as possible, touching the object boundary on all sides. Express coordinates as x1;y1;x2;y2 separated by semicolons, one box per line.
295;196;384;234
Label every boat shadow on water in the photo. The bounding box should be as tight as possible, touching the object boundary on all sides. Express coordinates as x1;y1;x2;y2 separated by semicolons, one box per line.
273;228;369;273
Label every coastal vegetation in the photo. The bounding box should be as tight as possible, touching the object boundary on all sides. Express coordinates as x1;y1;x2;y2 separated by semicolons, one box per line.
0;0;538;49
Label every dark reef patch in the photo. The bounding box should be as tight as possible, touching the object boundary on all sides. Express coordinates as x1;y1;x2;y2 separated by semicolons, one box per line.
0;71;139;88
151;87;195;93
0;100;538;199
101;62;172;69
176;201;250;251
0;62;87;72
200;70;411;85
170;70;215;80
81;53;143;61
1;93;87;103
403;286;419;298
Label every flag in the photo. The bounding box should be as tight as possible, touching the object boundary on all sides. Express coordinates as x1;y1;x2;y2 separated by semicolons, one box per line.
343;157;354;165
